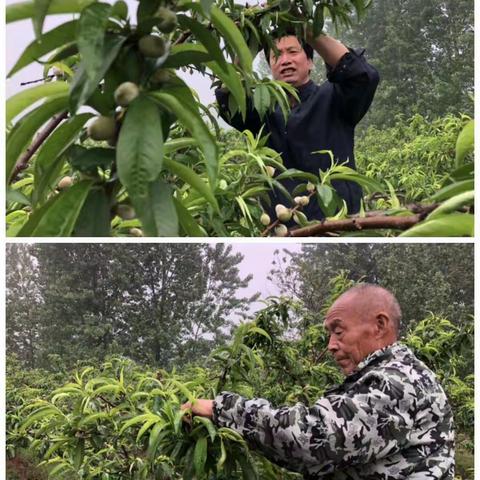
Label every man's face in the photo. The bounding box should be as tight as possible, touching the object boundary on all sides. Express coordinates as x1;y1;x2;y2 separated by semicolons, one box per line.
269;36;313;87
324;294;381;375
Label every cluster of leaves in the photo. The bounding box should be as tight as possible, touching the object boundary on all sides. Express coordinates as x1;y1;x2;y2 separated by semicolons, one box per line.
7;274;474;478
357;113;473;203
6;0;371;237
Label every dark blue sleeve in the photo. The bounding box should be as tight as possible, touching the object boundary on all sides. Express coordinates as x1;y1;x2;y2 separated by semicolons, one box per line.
326;48;380;126
215;88;263;135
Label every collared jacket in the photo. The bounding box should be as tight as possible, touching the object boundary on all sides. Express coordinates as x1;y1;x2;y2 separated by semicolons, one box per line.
212;343;455;479
215;48;379;221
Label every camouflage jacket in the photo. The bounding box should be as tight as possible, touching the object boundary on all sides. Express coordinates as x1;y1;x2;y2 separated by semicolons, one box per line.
212;343;454;479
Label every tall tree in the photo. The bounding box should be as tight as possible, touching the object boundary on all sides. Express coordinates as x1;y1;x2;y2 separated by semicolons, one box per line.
269;244;473;334
6;244;258;370
6;244;43;368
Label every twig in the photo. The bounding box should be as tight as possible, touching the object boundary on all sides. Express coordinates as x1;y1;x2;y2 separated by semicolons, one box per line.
10;111;69;183
20;75;56;86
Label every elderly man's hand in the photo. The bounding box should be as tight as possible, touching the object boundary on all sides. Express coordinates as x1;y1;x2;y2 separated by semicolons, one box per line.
181;399;214;419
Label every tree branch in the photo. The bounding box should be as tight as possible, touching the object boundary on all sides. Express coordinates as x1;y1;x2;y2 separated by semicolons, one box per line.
10;111;69;183
289;213;424;237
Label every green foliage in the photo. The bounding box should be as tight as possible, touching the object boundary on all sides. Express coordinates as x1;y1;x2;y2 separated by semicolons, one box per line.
357;113;471;203
7;289;473;478
6;243;259;370
5;1;474;236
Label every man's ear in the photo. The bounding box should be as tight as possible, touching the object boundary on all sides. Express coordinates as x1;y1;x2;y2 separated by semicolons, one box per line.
375;312;391;338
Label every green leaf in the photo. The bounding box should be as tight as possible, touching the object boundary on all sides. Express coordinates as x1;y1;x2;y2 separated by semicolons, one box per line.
6;81;69;125
7;188;31;207
132;179;179;237
16;180;93;237
275;169;318;183
317;184;338;217
253;84;271;120
329;168;384;194
173;198;207;237
207;62;246;121
73;187;112;237
150;89;218;185
193;416;217;443
177;15;229;72
210;5;253;73
427;191;474;220
200;0;214;18
77;2;113;82
455;120;474;167
429;179;474;202
116;95;164;198
69;34;127;113
313;4;325;38
164;158;218;212
164;137;198;154
162;43;212;69
194;437;208;478
32;0;52;39
8;20;78;77
120;413;156;434
147;421;166;459
400;213;474;237
6;96;68;184
68;145;115;174
73;439;85;470
33;113;92;205
6;0;95;23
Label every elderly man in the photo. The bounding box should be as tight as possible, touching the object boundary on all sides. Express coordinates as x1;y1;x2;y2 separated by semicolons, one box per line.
215;28;379;222
183;284;455;479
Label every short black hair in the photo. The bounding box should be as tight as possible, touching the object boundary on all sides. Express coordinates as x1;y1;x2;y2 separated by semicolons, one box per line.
263;30;314;63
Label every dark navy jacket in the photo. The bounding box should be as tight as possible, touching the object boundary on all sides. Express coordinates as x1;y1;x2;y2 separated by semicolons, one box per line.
215;48;380;221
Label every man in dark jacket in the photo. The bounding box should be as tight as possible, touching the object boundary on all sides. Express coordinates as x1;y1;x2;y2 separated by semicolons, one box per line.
216;30;379;221
183;285;455;479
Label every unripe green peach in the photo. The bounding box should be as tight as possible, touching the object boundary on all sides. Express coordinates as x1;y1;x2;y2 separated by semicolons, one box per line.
265;166;275;177
129;227;143;237
57;176;73;190
275;224;288;237
275;204;292;222
117;204;136;220
150;68;172;85
294;195;310;206
306;181;315;192
260;213;271;226
155;7;177;33
138;35;166;57
114;82;140;106
87;116;117;141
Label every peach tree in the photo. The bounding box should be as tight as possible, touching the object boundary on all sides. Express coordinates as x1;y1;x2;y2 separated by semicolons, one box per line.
6;0;377;237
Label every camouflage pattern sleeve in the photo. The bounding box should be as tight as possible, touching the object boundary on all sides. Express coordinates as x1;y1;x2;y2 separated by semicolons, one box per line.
212;388;412;477
211;344;454;479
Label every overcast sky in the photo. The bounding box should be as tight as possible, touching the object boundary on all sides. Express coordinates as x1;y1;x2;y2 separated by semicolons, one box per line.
6;0;266;105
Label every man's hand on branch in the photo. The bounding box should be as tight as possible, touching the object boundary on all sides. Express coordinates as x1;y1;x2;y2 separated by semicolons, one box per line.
181;399;214;419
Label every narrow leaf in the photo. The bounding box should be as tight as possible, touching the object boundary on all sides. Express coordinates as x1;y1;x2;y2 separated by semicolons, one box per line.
7;0;95;23
6;81;69;124
8;20;78;77
16;180;93;237
77;2;112;82
32;0;52;39
210;5;253;73
117;95;164;198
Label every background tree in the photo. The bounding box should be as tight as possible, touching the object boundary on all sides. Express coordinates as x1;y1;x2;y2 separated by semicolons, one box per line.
268;243;474;334
6;243;258;369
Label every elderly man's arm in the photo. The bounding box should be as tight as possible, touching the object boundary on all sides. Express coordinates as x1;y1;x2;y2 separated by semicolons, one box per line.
210;387;413;477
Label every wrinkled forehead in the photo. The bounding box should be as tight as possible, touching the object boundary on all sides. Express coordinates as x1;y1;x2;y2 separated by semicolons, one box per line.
323;292;362;328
